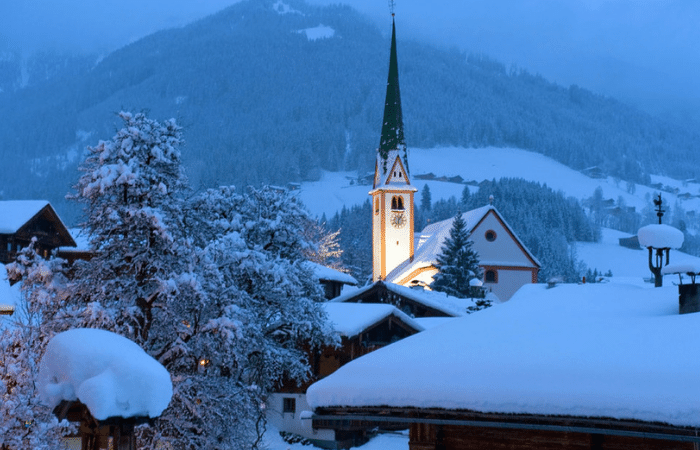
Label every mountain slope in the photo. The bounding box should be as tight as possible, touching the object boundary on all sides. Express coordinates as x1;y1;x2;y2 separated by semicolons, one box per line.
1;0;699;223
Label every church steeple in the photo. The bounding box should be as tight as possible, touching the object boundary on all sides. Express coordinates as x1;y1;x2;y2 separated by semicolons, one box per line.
370;14;417;283
377;18;407;174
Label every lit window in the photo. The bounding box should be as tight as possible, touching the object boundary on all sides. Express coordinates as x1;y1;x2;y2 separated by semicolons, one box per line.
283;397;296;413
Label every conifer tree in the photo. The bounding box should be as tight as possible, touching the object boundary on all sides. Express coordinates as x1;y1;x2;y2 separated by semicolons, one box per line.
421;184;432;211
431;212;484;300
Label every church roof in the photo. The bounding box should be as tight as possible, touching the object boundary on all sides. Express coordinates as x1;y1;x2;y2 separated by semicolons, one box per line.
374;18;410;189
386;205;540;284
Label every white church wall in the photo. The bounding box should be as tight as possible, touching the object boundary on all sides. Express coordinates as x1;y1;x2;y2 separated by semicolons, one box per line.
483;267;536;301
472;213;536;268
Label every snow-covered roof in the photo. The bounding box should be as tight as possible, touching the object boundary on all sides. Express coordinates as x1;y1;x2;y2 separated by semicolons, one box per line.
386;205;539;284
323;303;423;338
308;280;700;427
304;261;357;285
638;224;684;249
0;200;50;234
330;281;478;317
38;328;172;421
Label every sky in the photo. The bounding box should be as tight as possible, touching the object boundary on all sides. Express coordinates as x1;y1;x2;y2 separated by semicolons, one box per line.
1;0;698;118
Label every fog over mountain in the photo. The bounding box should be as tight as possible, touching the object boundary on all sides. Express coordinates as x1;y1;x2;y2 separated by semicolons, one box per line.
2;0;698;120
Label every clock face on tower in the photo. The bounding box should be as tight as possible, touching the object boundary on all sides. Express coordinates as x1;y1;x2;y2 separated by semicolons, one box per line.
391;211;407;229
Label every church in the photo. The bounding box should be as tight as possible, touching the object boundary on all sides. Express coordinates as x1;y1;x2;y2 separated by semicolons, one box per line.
368;17;539;301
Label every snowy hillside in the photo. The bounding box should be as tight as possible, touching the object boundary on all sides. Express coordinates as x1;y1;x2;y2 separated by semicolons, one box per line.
299;146;700;220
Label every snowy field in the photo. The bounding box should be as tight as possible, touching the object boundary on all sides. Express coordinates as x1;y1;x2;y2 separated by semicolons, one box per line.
298;146;700;220
576;227;700;279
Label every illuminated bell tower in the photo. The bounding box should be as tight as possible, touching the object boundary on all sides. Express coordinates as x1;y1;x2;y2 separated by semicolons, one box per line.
370;16;416;282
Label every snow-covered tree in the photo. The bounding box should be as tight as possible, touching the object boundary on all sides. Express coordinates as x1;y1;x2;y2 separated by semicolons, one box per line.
68;111;189;344
431;212;485;301
3;112;334;450
178;185;336;448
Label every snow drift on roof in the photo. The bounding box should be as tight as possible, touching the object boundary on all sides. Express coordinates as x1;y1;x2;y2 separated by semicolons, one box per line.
38;328;172;420
0;200;49;234
323;303;422;338
304;261;357;285
308;280;700;427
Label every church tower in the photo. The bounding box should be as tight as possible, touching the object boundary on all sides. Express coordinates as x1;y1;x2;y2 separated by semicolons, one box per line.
370;16;416;282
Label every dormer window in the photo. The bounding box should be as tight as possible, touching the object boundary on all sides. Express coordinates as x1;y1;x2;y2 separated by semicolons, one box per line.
391;196;404;211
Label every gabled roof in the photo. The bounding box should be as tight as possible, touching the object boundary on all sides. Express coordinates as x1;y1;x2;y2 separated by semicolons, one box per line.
386;205;540;284
330;281;476;317
0;200;76;248
308;280;700;428
323;303;423;339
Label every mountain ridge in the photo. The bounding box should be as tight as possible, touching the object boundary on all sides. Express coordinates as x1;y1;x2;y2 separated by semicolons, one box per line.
1;0;698;224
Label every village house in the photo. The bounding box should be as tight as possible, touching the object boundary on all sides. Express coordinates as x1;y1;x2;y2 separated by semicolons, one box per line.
0;200;76;265
0;201;78;315
267;302;423;448
307;280;700;450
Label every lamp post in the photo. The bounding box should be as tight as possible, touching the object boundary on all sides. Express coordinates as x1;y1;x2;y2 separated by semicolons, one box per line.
638;195;684;287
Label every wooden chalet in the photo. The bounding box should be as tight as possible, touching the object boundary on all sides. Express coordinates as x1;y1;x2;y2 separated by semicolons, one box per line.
307;282;700;450
268;302;423;448
0;201;76;264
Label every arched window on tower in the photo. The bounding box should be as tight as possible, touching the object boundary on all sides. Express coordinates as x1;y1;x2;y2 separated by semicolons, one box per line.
391;196;404;211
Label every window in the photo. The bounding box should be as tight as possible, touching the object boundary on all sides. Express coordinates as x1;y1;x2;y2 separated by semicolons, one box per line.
391;196;404;211
485;230;497;242
374;198;379;215
485;270;497;283
283;397;296;414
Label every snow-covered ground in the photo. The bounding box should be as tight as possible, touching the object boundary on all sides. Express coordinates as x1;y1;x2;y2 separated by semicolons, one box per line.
298;146;700;220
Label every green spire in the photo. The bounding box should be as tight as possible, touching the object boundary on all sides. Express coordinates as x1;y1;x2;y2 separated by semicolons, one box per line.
378;18;408;173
